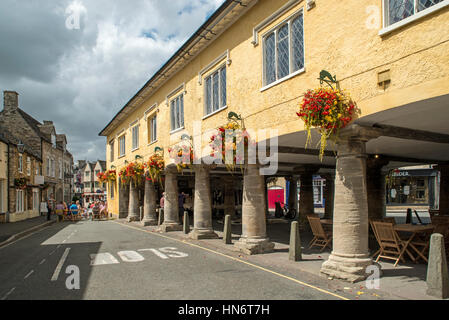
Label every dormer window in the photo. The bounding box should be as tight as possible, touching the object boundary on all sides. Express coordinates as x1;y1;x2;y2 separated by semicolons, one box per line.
51;134;56;148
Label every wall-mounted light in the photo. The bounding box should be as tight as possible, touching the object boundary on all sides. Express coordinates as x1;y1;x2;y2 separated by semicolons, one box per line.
17;140;25;154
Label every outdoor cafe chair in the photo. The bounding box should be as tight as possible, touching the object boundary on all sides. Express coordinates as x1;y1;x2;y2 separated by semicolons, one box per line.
307;216;332;252
372;221;407;267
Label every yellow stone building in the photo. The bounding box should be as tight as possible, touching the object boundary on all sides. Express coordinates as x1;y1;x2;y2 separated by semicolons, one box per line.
100;0;449;281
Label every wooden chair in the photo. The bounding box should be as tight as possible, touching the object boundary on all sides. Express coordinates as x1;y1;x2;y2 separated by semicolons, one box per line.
383;217;396;225
307;216;332;252
369;219;382;258
372;221;406;267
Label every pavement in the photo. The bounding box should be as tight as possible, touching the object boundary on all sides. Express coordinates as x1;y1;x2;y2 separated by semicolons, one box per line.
118;218;442;300
0;215;55;245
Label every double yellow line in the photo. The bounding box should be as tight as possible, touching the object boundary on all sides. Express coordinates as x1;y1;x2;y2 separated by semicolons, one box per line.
112;221;350;300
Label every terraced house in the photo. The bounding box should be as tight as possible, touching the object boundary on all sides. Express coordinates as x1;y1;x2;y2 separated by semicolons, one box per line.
99;0;449;282
0;91;74;210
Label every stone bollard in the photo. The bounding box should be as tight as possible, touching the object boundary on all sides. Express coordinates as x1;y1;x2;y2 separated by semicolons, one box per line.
223;215;232;245
426;233;449;299
158;208;164;226
289;221;302;261
183;212;190;234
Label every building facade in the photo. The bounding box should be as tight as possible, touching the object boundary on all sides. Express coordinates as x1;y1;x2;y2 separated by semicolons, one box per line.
100;0;449;282
0;91;74;214
78;160;107;206
0;127;43;222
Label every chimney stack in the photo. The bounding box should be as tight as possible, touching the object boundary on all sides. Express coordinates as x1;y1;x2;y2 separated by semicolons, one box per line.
3;91;19;112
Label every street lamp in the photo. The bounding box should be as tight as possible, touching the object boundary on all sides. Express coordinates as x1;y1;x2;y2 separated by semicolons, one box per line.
17;140;25;154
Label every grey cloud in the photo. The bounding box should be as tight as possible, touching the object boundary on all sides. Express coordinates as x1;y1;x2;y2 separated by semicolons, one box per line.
0;0;225;162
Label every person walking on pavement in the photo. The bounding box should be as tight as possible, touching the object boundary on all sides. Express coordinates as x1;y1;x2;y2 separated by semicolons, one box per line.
46;199;53;221
55;202;65;223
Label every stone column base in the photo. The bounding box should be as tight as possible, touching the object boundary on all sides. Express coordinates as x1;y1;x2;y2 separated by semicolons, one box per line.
320;252;379;283
127;215;140;222
234;237;275;255
141;218;158;226
189;228;219;240
160;222;183;233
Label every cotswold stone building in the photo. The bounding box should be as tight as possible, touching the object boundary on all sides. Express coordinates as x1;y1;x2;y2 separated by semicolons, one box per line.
0;127;42;222
100;0;449;282
0;91;74;210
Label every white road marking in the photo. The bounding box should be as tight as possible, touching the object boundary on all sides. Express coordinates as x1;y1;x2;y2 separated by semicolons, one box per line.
1;287;15;300
51;248;71;281
90;253;120;266
117;251;145;263
24;270;34;279
159;247;189;258
62;239;67;243
39;259;46;265
139;249;169;260
49;250;55;256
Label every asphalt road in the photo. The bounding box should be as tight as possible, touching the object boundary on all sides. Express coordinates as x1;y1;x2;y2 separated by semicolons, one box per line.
0;220;347;300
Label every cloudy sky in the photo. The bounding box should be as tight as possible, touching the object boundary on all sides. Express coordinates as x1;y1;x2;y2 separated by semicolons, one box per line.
0;0;225;162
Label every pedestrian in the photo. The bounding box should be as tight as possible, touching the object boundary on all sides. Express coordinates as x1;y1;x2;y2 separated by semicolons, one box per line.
55;201;64;223
46;199;53;221
69;201;79;222
160;192;165;209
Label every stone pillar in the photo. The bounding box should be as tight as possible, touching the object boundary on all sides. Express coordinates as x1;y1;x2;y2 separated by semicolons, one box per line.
118;180;129;219
190;165;218;239
127;182;140;222
438;165;449;215
298;172;315;218
321;135;376;282
234;164;274;255
223;176;236;220
160;167;182;232
142;179;158;226
366;158;389;221
323;173;335;220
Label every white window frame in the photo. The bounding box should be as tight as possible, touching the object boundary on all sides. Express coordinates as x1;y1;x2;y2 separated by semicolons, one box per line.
18;154;23;173
148;115;157;144
131;124;140;151
27;157;31;176
109;140;115;162
203;64;227;118
33;189;39;211
16;190;24;213
46;157;50;176
118;135;126;158
59;160;63;179
170;94;185;133
380;0;449;36
261;9;305;91
51;134;56;148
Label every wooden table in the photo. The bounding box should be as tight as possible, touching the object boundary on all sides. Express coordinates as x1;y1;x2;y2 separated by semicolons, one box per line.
394;224;435;263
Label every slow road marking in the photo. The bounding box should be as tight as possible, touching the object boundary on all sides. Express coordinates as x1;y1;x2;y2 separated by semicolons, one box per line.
90;253;120;266
113;221;349;300
51;248;71;281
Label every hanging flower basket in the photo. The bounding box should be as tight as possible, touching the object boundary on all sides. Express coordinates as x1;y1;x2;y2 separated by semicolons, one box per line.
209;112;253;172
14;177;28;190
297;70;358;161
168;136;194;173
119;162;145;187
146;148;165;185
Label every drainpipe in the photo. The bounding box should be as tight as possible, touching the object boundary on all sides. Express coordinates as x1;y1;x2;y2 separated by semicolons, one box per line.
6;143;10;223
